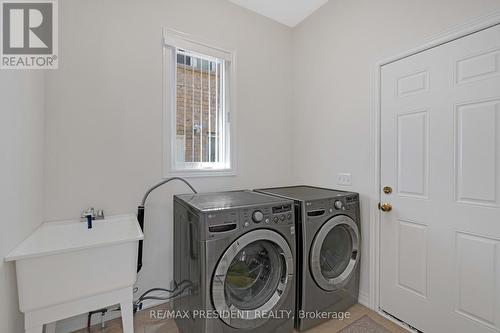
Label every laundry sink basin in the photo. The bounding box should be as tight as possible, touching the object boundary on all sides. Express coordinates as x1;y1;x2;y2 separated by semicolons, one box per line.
5;214;143;333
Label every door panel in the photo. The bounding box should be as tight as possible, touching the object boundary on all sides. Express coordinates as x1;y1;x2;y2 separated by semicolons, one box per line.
397;111;429;198
380;23;500;333
456;232;499;329
455;48;500;84
455;99;499;206
397;220;428;298
397;71;429;97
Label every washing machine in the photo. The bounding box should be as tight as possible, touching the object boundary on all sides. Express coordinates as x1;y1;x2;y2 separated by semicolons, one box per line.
173;190;296;333
255;186;360;331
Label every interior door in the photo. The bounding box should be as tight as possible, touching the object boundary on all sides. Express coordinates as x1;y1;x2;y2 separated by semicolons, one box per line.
380;23;500;333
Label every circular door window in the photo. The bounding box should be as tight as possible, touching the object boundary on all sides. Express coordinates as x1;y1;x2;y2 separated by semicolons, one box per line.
310;215;359;291
212;229;293;329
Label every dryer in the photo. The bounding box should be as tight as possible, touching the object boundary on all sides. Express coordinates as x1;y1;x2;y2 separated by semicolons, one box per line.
255;186;360;331
173;190;296;333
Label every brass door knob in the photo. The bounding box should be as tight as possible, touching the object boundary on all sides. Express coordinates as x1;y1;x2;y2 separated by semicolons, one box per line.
379;202;392;212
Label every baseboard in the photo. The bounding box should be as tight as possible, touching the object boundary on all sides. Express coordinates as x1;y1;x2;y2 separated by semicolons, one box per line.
54;299;169;333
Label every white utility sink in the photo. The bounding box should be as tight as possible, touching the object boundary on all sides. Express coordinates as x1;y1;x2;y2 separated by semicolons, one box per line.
5;214;144;333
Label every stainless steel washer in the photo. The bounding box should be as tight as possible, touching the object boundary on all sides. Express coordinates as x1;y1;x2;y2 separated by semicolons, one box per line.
255;186;361;331
173;190;296;333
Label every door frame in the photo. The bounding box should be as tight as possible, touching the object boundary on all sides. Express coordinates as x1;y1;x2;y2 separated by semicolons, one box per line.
368;9;500;327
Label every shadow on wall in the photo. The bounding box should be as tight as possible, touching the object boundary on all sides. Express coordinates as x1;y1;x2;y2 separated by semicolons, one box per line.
0;71;45;333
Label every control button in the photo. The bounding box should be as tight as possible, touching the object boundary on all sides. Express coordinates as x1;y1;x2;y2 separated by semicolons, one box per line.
244;221;250;227
265;218;270;224
334;200;343;210
287;213;292;220
252;210;264;223
273;216;279;223
280;215;286;221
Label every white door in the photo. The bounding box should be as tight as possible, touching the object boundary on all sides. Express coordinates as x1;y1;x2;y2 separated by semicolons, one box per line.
380;23;500;333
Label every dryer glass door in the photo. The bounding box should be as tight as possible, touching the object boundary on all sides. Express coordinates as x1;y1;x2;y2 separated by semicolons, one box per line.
310;215;359;291
212;229;293;329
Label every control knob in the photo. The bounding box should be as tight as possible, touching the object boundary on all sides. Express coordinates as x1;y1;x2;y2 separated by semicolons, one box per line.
252;210;264;223
334;200;344;210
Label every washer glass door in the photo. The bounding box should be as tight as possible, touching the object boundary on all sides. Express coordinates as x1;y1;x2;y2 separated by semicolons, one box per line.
212;229;293;329
225;241;281;309
310;215;359;291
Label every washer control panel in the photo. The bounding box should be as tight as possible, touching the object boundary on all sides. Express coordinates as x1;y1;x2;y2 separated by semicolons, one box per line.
241;203;293;228
206;202;294;238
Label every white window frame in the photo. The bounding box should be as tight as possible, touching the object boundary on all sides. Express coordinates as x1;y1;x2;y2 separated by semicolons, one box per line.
163;29;237;177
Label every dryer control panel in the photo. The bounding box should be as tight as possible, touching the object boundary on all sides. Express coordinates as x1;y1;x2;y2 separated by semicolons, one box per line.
305;194;359;219
332;194;358;211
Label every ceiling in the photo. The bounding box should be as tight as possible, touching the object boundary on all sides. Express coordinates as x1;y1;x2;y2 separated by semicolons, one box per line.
228;0;329;27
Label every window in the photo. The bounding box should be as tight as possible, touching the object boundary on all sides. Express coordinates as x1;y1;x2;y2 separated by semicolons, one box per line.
163;29;235;176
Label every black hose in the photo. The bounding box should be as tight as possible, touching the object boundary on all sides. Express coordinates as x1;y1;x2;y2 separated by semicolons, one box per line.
137;177;197;273
134;282;193;310
87;308;108;329
137;205;145;272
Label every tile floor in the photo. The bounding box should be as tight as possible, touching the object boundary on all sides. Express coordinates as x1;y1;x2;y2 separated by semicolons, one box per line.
72;303;409;333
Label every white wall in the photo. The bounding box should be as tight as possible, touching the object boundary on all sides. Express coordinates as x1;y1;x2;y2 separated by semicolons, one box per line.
291;0;500;303
44;0;293;329
0;72;45;333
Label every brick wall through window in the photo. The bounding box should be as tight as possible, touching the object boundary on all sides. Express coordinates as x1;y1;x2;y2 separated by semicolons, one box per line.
175;53;223;163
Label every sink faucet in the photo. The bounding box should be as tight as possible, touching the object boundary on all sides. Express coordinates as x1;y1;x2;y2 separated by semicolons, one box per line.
81;208;105;229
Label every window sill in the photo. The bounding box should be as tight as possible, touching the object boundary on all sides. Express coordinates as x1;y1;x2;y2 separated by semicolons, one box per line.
165;168;237;178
